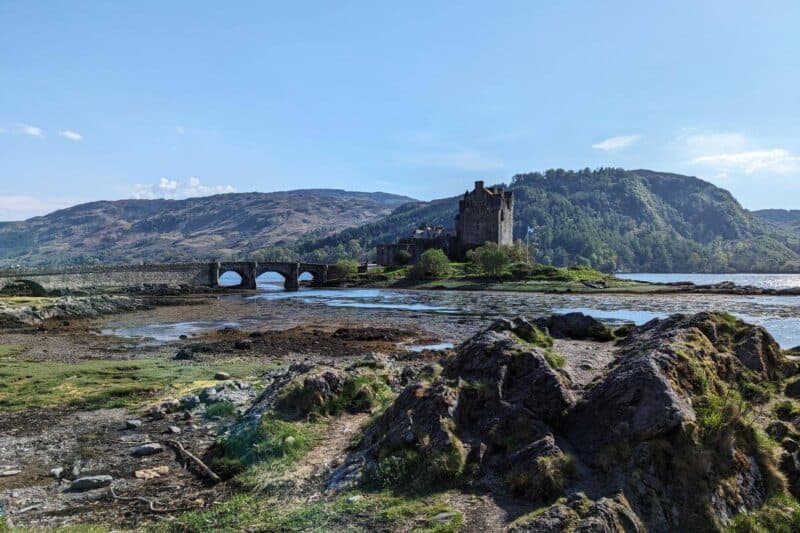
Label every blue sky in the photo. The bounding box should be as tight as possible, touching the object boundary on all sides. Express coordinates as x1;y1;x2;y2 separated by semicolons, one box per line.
1;1;799;220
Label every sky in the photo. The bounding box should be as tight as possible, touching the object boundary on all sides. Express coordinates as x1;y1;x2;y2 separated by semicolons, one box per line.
1;0;799;220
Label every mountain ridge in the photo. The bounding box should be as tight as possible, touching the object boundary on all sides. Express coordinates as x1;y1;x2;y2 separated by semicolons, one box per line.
0;189;414;267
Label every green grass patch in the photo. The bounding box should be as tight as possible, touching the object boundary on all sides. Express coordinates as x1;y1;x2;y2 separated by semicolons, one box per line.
774;400;800;421
205;400;237;418
0;344;25;359
0;357;267;411
210;414;317;479
158;491;462;533
729;494;800;533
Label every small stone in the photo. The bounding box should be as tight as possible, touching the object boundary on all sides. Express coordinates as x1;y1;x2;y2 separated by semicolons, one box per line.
346;494;363;503
69;475;112;491
174;349;194;361
125;419;143;429
134;466;170;480
0;469;21;477
147;407;166;420
50;467;65;478
166;425;182;435
131;443;164;457
160;398;181;413
180;394;201;410
434;512;458;524
214;371;231;380
284;435;296;445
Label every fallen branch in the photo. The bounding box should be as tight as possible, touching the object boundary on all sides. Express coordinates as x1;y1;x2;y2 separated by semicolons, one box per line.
163;439;221;483
109;487;195;514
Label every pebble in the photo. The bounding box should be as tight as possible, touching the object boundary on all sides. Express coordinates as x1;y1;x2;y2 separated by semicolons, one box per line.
69;475;113;491
180;394;201;410
284;435;296;445
125;419;143;429
131;443;164;457
0;469;21;477
49;467;65;478
346;494;363;503
166;425;182;435
160;398;181;413
434;512;458;523
134;466;170;480
214;371;231;380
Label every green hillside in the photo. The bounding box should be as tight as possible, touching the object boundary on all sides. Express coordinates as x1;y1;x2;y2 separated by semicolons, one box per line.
295;168;800;273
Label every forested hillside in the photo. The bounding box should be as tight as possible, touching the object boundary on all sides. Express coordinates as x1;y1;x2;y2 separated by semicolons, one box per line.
295;168;800;273
755;209;800;236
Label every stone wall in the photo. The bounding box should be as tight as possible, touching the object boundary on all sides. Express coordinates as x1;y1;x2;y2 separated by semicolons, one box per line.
0;263;217;292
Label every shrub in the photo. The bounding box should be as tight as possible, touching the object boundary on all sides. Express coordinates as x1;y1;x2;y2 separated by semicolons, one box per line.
408;249;451;280
393;250;412;265
335;258;359;279
467;242;514;277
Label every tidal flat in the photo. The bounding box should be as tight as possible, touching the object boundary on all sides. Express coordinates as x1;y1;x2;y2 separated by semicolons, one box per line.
1;285;800;531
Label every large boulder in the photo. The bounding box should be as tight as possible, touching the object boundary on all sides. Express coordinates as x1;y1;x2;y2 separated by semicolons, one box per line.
535;312;615;341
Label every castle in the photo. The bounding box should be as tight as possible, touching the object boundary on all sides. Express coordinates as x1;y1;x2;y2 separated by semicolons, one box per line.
376;180;514;266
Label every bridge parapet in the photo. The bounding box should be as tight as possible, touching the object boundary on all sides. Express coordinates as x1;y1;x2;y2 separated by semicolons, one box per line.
0;261;338;293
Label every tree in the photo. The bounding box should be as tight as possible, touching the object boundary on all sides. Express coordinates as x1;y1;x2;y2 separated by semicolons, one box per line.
394;249;412;265
335;258;359;279
468;242;513;277
409;249;450;280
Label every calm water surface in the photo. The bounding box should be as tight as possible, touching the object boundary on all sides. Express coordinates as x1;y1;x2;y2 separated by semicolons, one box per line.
617;273;800;290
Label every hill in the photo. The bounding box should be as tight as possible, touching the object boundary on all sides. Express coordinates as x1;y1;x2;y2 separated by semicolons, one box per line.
0;190;413;267
297;168;800;272
755;209;800;235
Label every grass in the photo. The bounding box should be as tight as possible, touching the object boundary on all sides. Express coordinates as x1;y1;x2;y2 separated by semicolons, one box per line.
774;399;800;421
728;495;800;533
205;400;237;418
363;261;667;294
0;296;58;309
157;491;463;533
210;414;318;479
0;344;25;359
0;356;268;411
277;370;395;419
505;453;575;502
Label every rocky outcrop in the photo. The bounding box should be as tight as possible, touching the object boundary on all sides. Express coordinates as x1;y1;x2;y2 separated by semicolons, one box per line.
329;312;796;532
535;312;615;341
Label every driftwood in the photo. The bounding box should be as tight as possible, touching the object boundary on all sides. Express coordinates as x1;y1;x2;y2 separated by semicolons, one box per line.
109;487;195;513
163;439;221;483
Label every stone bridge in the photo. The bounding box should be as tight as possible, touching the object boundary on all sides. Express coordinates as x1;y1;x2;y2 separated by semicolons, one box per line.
0;261;344;294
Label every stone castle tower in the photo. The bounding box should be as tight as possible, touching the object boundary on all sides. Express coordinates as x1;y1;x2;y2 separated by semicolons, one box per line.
455;180;514;255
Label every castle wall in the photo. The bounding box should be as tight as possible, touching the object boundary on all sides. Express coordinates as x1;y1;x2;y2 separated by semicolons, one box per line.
455;181;514;253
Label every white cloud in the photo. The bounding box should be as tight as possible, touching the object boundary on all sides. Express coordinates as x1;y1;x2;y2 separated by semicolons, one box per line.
682;131;800;177
17;123;44;138
592;135;640;151
59;129;83;142
132;177;237;200
692;149;800;176
176;126;185;135
0;195;73;221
